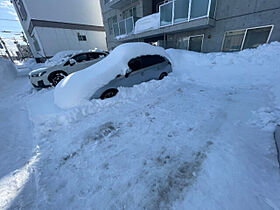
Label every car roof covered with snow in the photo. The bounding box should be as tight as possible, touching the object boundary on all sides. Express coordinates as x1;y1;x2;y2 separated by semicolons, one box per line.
54;42;170;109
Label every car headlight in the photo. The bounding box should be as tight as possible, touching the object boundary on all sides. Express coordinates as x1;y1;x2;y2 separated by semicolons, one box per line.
31;71;47;77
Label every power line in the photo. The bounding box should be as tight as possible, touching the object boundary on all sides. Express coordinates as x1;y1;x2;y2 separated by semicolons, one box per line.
0;18;19;22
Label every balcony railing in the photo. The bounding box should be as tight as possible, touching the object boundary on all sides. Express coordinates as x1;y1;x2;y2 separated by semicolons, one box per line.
113;16;138;38
160;0;217;27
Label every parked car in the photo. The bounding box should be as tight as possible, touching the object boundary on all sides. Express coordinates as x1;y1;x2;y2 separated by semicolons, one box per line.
54;43;173;109
91;54;172;100
29;50;108;88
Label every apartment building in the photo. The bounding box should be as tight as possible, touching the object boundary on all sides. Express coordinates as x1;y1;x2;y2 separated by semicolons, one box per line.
12;0;107;62
100;0;280;52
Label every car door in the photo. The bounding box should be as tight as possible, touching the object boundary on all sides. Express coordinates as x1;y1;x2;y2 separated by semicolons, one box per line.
116;56;145;87
117;55;168;87
140;55;170;80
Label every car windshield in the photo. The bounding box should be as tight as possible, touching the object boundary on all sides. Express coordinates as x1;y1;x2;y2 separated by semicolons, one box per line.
44;52;77;67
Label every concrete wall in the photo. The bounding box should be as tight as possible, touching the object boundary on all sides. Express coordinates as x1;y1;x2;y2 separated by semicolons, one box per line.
34;28;107;57
13;0;106;59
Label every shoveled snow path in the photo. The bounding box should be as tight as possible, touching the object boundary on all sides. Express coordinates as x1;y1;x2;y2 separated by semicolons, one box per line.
0;78;37;210
28;76;280;209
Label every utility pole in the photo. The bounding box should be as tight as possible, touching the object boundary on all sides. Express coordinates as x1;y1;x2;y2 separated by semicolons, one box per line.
0;37;14;63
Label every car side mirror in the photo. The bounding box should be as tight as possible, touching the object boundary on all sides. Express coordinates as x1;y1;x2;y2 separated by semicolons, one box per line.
69;59;76;66
125;68;132;78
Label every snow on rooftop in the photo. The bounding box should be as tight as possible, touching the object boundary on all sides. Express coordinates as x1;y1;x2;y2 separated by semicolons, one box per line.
54;42;170;109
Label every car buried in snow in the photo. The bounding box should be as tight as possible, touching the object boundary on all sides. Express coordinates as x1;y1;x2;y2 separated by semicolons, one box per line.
54;43;173;109
29;50;108;89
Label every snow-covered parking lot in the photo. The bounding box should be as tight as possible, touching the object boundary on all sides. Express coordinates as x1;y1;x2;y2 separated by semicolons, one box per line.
1;43;280;209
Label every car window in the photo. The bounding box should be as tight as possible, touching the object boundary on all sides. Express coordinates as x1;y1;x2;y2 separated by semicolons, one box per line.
88;52;100;60
88;52;107;60
128;57;142;71
73;53;89;63
128;55;166;72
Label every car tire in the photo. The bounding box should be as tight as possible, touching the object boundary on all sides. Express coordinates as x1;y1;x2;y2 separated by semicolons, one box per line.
49;71;67;87
159;72;168;80
100;89;118;100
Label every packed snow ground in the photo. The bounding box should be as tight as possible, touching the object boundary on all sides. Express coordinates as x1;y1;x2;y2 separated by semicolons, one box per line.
1;43;280;209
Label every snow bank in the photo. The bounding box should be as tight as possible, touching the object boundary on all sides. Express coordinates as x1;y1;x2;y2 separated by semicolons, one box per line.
166;42;280;88
0;58;17;88
54;43;169;109
16;58;45;76
134;13;160;34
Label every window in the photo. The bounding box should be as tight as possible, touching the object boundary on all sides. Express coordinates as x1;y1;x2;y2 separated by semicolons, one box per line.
174;0;189;24
73;54;89;63
209;0;217;18
77;33;87;41
119;20;126;35
122;7;137;20
159;0;216;27
160;1;173;26
243;26;272;49
190;0;210;19
222;30;246;52
88;52;107;60
88;53;99;60
128;55;166;71
108;16;117;35
16;0;27;21
125;17;134;34
177;36;189;50
189;35;203;52
222;25;273;52
113;23;120;37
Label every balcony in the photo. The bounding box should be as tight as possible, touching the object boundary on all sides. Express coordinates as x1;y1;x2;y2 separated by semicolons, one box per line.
113;17;139;38
114;0;217;40
159;0;217;27
109;0;138;9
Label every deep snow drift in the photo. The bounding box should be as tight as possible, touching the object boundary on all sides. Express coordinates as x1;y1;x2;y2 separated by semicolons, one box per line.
0;58;17;89
54;43;170;109
1;42;280;210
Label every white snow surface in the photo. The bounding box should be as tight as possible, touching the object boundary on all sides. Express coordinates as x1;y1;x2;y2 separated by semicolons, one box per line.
54;42;170;109
1;42;280;209
0;58;17;89
134;13;160;34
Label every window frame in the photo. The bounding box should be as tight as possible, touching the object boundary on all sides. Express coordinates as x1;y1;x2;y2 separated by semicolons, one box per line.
188;34;204;52
77;33;87;42
221;25;274;52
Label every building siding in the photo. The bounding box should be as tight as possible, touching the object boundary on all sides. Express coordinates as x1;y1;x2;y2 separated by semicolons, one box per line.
100;0;280;52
